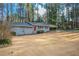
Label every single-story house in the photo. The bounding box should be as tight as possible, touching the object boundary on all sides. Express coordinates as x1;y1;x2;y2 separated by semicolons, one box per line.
11;22;52;35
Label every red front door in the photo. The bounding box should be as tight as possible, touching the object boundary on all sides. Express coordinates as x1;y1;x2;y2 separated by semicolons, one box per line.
34;26;36;31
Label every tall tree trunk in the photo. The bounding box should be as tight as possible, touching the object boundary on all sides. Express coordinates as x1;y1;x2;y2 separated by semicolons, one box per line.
0;4;4;24
2;4;3;23
6;3;9;21
19;3;22;23
10;3;12;23
74;4;76;29
37;4;39;22
32;3;34;22
45;3;48;24
27;3;30;22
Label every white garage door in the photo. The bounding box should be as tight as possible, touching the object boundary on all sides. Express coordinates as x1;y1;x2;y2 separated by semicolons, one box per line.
12;27;34;35
24;28;33;34
14;28;24;35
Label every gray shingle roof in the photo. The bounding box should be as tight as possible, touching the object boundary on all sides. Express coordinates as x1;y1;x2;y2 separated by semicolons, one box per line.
12;22;33;27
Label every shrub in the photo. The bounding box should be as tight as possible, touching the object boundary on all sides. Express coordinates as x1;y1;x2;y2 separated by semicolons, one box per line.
50;27;56;30
0;21;12;46
75;28;79;30
37;30;44;34
0;39;11;45
11;32;16;36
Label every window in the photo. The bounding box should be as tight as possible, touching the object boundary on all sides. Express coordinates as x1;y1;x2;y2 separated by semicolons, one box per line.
45;26;48;29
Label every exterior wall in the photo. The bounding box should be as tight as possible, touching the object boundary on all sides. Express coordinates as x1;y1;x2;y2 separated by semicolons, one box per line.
11;27;34;35
11;22;50;35
36;26;50;32
11;26;50;35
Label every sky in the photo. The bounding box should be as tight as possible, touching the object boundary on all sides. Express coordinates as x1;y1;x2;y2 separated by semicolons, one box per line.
3;3;17;16
35;4;46;16
2;3;46;17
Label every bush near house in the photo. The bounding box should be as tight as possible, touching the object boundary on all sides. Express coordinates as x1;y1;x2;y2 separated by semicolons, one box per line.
37;30;44;34
11;32;16;36
75;28;79;30
50;27;56;30
0;22;12;47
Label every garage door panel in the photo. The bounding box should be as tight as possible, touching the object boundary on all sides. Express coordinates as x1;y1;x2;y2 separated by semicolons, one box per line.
24;28;33;34
13;28;24;35
12;27;34;35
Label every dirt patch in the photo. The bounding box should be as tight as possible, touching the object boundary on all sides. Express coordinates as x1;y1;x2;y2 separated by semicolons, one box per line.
0;31;79;55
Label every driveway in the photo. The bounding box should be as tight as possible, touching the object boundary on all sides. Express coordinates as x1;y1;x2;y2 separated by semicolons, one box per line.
0;31;79;56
